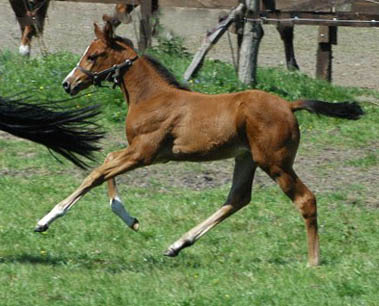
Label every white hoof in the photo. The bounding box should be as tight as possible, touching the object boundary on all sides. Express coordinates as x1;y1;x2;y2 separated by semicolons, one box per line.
19;44;31;56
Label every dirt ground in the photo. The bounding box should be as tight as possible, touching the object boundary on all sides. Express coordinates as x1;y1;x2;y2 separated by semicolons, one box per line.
0;0;378;90
0;1;378;207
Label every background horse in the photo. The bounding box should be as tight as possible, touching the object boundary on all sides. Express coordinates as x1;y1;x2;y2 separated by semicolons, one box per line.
35;20;363;267
9;0;50;56
0;95;104;169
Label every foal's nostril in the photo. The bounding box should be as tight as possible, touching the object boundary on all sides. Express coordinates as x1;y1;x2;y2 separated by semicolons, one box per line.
62;81;70;93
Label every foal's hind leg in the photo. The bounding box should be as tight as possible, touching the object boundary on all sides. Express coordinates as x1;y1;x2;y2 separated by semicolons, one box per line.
165;153;257;256
105;152;139;231
268;165;319;266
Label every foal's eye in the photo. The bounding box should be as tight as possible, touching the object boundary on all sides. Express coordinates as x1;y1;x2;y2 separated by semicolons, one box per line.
87;54;98;62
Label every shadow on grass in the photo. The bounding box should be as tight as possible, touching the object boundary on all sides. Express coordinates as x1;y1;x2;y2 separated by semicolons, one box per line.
0;251;314;272
0;253;68;266
0;252;207;272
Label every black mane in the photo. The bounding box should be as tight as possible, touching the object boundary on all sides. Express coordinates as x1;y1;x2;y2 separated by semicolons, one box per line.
143;55;190;91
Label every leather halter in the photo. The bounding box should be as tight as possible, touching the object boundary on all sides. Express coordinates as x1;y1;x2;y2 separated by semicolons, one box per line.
76;56;138;88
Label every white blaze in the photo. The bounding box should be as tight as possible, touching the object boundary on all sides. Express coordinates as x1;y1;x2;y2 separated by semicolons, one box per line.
62;46;90;83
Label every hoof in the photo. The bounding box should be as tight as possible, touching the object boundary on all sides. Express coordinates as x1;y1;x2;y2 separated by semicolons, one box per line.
163;248;179;257
34;224;49;232
131;219;140;231
19;44;31;57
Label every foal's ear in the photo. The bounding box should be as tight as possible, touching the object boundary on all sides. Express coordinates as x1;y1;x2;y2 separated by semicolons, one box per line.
103;20;115;43
94;23;105;41
93;22;114;45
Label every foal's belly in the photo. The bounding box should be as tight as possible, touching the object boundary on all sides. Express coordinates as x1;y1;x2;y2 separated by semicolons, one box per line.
154;142;250;163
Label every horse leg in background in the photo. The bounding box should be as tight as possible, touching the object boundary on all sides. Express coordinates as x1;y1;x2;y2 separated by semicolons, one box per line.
277;24;299;71
268;165;319;266
35;143;150;232
9;0;31;56
165;154;257;256
27;0;50;55
19;25;35;56
32;0;50;36
105;152;139;231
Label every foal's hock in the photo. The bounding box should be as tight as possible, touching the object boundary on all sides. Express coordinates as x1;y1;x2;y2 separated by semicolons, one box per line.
35;20;363;266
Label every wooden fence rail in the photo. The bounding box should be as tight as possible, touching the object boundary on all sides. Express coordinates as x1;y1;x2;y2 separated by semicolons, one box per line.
55;0;239;8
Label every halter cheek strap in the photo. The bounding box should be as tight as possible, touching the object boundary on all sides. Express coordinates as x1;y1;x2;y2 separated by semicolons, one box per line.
76;56;138;88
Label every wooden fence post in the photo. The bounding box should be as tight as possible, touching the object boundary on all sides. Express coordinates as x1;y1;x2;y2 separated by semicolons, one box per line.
183;3;245;81
316;25;338;81
238;0;263;85
235;0;246;70
139;0;153;52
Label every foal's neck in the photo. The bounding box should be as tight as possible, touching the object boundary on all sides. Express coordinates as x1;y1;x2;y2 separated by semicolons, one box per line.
120;57;171;105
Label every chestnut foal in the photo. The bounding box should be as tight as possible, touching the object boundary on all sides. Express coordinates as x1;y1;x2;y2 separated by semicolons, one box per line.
35;21;363;266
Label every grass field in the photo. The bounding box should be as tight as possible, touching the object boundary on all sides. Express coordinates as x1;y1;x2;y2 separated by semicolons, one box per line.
0;44;378;306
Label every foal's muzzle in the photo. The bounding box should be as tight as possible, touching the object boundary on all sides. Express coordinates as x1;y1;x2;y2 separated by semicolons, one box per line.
62;81;71;94
62;80;79;95
62;80;85;96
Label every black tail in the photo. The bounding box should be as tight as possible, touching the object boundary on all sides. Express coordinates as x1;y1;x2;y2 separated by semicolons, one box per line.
290;100;364;120
0;95;105;169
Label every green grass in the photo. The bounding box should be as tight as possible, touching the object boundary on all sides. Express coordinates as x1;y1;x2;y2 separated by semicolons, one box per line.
0;47;379;306
1;172;378;305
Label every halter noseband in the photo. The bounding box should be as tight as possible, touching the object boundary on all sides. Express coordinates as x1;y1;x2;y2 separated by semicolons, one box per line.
76;56;138;88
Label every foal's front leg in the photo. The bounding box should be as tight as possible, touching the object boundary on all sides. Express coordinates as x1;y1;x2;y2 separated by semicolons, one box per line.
165;154;257;256
104;151;139;231
108;177;139;231
34;146;145;232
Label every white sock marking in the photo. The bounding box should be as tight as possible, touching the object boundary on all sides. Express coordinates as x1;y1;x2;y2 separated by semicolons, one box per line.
19;44;30;56
110;197;136;228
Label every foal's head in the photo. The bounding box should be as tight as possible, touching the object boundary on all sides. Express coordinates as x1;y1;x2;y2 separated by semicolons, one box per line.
62;21;136;96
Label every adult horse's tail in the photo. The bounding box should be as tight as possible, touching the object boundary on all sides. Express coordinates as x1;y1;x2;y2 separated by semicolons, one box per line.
290;100;364;120
0;95;104;169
